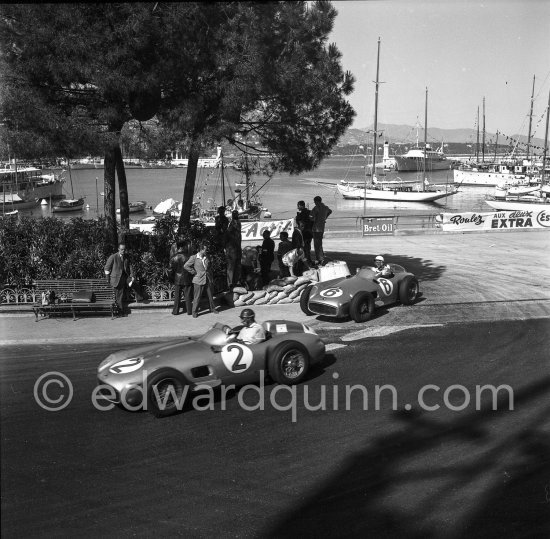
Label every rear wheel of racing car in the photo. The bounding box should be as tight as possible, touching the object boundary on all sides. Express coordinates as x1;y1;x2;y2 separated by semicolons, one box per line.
299;284;314;316
146;369;188;418
399;276;419;305
349;291;375;323
268;341;310;385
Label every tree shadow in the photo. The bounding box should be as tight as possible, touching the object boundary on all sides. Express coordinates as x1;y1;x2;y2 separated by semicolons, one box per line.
325;251;446;284
264;376;550;538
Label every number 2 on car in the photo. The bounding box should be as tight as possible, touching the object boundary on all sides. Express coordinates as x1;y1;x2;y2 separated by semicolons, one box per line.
221;344;253;373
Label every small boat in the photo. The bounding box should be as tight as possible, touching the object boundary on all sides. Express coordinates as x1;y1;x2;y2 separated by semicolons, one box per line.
0;209;19;219
52;197;85;212
116;200;147;214
485;192;550;211
1;193;40;210
153;198;181;217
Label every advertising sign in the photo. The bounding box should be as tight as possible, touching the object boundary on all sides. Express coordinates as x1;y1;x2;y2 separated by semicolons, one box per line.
439;209;550;232
362;217;395;236
130;218;295;240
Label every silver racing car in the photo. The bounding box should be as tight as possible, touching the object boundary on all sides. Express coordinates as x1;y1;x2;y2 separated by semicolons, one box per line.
301;264;419;322
97;320;325;417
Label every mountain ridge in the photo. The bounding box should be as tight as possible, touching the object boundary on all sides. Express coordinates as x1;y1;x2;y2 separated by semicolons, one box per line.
339;124;545;148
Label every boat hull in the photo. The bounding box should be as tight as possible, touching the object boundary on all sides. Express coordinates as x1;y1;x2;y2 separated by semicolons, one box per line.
485;197;550;211
52;198;85;212
454;169;534;187
1;197;40;210
394;156;451;172
117;201;147;214
337;183;456;202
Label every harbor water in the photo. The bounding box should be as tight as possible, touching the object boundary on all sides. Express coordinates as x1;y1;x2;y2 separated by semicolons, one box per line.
12;156;495;229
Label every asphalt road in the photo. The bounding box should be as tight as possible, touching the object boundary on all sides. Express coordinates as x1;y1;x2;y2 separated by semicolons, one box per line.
2;319;549;538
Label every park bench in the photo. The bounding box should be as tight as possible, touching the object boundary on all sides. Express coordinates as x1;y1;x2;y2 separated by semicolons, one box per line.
32;278;120;321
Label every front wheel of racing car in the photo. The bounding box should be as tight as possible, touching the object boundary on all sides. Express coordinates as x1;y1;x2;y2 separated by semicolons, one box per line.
146;369;188;418
398;276;419;305
349;291;375;323
299;284;314;316
268;341;310;385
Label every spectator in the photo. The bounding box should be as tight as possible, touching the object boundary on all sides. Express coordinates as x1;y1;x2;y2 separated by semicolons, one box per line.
291;218;304;249
104;243;134;316
225;210;242;289
311;195;332;265
169;234;185;259
215;206;229;240
296;200;313;263
259;229;275;285
170;242;193;315
277;231;293;277
241;244;260;283
184;243;219;318
282;247;310;277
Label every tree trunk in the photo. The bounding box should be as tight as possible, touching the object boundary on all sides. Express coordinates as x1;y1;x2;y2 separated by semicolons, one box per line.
178;138;201;232
114;144;129;230
103;145;118;251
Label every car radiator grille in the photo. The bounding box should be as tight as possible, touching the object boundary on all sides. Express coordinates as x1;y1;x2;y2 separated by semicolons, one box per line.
309;302;338;316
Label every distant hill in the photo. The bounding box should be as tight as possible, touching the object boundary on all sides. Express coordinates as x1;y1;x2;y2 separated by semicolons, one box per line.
339;124;545;148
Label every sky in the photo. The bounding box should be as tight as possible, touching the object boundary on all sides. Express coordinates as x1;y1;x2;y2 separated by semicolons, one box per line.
329;0;550;137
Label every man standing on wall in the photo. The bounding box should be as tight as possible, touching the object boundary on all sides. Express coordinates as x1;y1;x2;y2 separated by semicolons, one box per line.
311;196;332;266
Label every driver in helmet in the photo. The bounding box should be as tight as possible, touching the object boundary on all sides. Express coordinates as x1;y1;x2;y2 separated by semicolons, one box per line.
372;255;393;277
232;308;266;344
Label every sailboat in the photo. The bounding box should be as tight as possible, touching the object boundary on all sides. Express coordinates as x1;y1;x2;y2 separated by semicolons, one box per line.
336;38;457;204
52;163;85;212
195;150;269;222
485;87;550;211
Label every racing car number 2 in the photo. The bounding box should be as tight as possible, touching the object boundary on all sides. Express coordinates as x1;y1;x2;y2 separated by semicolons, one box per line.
221;344;253;373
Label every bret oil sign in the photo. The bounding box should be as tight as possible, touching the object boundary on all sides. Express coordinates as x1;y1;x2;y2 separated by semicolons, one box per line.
362;217;394;236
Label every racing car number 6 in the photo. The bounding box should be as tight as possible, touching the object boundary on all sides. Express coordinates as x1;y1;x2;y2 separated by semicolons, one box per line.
221;344;253;373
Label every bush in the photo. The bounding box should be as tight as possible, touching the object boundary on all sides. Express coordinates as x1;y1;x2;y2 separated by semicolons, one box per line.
0;215;227;289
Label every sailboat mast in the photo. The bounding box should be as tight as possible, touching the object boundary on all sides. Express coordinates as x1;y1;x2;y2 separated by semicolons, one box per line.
364;37;381;215
475;106;480;161
542;88;550;185
423;87;428;190
526;74;535;161
68;160;74;199
493;131;499;162
482;97;486;163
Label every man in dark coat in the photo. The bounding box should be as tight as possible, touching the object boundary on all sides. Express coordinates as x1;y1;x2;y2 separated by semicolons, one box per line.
296;200;313;263
104;243;134;315
225;210;242;289
170;242;193;315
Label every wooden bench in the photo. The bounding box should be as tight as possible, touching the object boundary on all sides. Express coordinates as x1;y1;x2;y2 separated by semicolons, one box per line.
32;279;120;321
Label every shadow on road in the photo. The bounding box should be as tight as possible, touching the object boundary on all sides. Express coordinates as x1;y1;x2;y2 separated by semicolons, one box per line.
325;251;446;284
264;376;550;538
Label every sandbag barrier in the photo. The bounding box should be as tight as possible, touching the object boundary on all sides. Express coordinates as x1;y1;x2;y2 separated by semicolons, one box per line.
224;272;318;308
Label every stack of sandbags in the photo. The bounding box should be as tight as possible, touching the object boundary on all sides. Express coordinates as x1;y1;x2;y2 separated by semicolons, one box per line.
230;273;319;307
